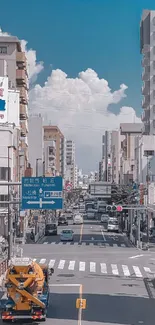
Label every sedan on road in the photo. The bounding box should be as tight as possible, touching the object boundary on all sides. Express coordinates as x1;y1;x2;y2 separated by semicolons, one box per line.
60;229;74;241
45;223;57;236
58;216;68;226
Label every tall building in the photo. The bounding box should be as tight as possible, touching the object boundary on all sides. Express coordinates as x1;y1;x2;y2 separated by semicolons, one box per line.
28;115;44;176
140;10;155;135
0;35;29;177
43;126;65;178
66;140;76;188
100;131;111;181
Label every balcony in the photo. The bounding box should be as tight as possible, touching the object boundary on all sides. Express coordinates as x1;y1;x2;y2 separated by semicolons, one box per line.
142;57;150;67
141;109;150;122
142;122;150;135
18;87;28;104
20;104;28;119
142;95;150;109
19;136;28;148
16;52;26;68
20;120;28;137
142;81;150;95
142;45;150;54
16;69;27;87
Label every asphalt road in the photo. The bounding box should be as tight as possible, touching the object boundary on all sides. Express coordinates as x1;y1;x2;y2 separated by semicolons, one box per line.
8;218;155;324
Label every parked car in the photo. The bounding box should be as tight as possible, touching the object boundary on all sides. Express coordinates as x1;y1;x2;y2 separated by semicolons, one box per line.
73;214;83;225
101;214;109;223
60;229;74;241
45;223;57;236
58;216;68;226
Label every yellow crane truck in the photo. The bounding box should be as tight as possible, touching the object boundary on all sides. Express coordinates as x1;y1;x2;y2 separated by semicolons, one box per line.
0;257;54;322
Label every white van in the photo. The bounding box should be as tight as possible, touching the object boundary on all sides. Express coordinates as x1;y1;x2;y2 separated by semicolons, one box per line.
73;214;83;225
107;218;119;232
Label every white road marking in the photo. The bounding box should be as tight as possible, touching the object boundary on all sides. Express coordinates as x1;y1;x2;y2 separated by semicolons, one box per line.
49;284;80;287
111;264;119;275
122;265;130;276
105;243;109;246
121;244;125;247
100;263;107;274
68;260;75;270
39;259;46;264
90;262;96;272
58;260;65;269
43;242;48;244
50;242;55;245
113;244;118;247
143;267;154;278
48;259;55;268
133;266;142;277
79;261;85;271
101;230;106;242
129;254;144;259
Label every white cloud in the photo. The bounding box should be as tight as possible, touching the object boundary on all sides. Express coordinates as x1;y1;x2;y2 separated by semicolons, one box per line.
29;68;141;170
21;40;43;83
0;28;141;170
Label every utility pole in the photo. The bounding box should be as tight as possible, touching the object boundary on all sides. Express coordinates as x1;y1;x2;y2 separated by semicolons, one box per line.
146;154;149;245
7;146;11;261
36;158;42;177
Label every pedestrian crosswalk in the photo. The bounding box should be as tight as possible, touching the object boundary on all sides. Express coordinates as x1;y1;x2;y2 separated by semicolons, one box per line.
42;241;128;247
32;258;154;278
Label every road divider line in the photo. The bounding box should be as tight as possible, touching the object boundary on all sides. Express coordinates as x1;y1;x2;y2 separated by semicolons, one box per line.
78;284;83;325
101;229;106;242
90;262;96;273
129;254;144;259
58;260;65;269
68;260;75;270
50;284;80;287
79;224;83;243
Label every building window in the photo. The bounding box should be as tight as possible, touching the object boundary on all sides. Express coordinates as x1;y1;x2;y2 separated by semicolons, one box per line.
0;46;7;54
0;167;10;181
0;195;8;207
131;165;134;172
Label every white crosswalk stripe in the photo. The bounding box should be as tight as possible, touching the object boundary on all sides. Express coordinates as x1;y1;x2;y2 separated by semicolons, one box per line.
100;263;107;274
111;264;119;275
32;258;153;278
42;241;129;248
68;261;75;270
90;262;96;272
79;261;85;271
122;265;130;276
132;266;142;277
58;260;65;269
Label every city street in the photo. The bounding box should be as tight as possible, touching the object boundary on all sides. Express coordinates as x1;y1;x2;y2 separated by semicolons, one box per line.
20;218;155;324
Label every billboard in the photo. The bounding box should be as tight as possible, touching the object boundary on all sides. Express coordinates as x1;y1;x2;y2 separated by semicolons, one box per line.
0;76;8;123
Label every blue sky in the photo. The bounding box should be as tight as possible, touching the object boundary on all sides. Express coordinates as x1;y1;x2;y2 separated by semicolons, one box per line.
1;0;155;171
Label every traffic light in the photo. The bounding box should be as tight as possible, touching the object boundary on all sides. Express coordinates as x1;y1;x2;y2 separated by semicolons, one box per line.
106;205;111;212
111;205;117;211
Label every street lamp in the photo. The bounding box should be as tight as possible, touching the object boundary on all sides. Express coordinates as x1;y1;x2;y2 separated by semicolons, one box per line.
8;145;16;261
36;158;42;177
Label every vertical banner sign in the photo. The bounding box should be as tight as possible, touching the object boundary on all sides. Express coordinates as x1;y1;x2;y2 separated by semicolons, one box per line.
0;76;8;123
139;183;144;205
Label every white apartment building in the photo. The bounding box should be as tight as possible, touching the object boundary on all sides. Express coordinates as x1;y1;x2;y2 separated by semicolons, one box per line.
140;10;155;135
111;130;123;184
28;115;44;176
119;123;142;185
66;140;76;188
101;131;112;182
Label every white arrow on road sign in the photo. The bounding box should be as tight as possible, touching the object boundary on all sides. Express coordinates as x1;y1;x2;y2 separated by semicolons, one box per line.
27;198;55;208
39;188;43;194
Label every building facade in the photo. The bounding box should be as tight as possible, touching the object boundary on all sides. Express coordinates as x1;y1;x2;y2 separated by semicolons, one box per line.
140;10;155;135
0;35;29;177
66;140;76;188
28;115;44;176
43;126;65;177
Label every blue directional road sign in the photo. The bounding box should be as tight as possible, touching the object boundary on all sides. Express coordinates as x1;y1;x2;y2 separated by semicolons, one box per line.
22;177;63;210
